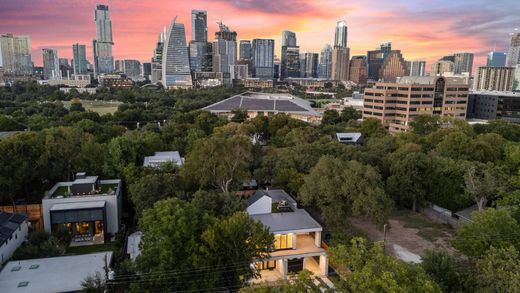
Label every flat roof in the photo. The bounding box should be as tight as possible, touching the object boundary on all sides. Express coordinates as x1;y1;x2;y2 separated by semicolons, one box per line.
50;201;106;212
143;151;183;167
250;209;322;234
0;132;19;140
0;252;112;293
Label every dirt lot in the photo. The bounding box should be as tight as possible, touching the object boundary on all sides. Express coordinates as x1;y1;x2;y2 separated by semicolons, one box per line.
349;210;456;262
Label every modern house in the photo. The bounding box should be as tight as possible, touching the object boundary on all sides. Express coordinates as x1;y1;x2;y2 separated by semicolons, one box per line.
143;151;184;167
247;189;328;282
42;173;122;246
0;252;112;293
335;132;363;145
202;92;322;124
0;211;29;264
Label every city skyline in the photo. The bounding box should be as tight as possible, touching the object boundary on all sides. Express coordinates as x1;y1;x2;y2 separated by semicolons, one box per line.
1;0;519;68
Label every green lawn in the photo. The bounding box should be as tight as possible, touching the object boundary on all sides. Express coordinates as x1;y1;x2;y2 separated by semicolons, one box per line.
66;242;116;255
63;100;121;115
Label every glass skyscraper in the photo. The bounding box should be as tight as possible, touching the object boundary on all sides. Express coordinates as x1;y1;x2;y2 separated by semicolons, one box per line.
191;10;207;42
93;4;114;76
487;51;506;67
318;44;332;79
507;33;520;66
72;43;88;75
162;17;193;89
252;39;275;79
239;40;252;60
42;48;61;80
0;33;32;75
281;31;299;79
334;21;348;48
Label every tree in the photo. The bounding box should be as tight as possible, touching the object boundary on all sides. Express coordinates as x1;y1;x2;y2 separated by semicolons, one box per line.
81;272;105;293
128;173;184;216
230;109;249;123
410;115;441;135
12;231;66;260
360;117;387;138
329;237;441;293
475;246;520;293
191;189;244;217
421;250;462;292
321;109;340;125
239;270;326;292
454;208;520;258
340;107;361;123
497;190;520;223
463;162;506;211
299;156;393;227
182;135;255;193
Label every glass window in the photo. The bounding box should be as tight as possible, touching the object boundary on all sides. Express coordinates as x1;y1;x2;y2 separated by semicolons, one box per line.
274;234;293;250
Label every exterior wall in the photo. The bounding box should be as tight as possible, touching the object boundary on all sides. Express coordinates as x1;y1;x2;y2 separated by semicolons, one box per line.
349;56;367;85
468;92;520;123
473;67;514;91
0;220;29;264
379;50;408;82
331;47;349;81
247;196;272;215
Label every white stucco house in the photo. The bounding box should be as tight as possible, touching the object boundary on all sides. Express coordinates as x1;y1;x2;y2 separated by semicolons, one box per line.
0;211;29;265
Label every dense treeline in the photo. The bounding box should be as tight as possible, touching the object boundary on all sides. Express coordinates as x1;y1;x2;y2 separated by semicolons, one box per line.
1;82;520;292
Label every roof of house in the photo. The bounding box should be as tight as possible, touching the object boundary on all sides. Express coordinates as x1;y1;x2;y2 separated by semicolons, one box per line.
454;205;480;222
0;211;27;246
127;231;142;262
202;92;322;116
0;252;112;293
0;132;19;141
336;132;363;143
143;151;183;167
250;210;322;234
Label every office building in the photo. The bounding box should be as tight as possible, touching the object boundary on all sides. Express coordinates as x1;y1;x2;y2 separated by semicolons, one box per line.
239;40;252;60
318;44;332;79
252;39;274;79
230;64;249;80
363;76;469;132
514;65;520;92
151;27;166;84
430;60;455;76
0;33;32;75
115;59;142;81
380;42;392;59
92;4;114;76
280;31;300;79
191;10;207;42
378;50;408;82
213;22;237;74
334;21;348;48
507;32;520;66
162;17;192;89
215;21;237;41
467;91;520;122
453;52;474;75
72;43;87;75
189;41;210;72
142;62;151;77
42;48;61;80
473;66;515;91
487;51;507;67
331;47;349;81
349;56;367;85
367;49;384;81
59;58;72;79
406;60;426;76
303;53;319;78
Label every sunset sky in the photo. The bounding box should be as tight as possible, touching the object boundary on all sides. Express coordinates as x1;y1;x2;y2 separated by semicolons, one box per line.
1;0;519;69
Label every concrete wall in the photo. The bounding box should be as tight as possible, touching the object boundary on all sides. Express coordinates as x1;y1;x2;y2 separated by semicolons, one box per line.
0;220;29;264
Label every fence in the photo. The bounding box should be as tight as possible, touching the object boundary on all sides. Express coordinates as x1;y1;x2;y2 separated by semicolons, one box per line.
420;204;460;228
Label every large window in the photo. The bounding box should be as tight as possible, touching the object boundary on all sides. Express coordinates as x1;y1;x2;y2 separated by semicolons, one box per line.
274;234;293;250
256;261;276;270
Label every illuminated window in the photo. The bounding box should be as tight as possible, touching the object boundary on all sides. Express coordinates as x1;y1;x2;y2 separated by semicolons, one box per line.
274;234;293;250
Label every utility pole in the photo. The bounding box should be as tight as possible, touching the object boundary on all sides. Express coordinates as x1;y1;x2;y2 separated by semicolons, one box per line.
383;223;388;245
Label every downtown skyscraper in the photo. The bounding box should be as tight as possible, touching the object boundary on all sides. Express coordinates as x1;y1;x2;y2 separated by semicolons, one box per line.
0;33;32;75
252;39;275;79
151;27;166;84
453;52;474;75
189;10;210;73
162;17;192;89
72;43;88;75
331;20;349;81
318;44;332;79
487;51;507;67
93;4;114;76
212;21;237;74
191;10;207;42
42;48;61;80
507;32;520;66
280;31;300;79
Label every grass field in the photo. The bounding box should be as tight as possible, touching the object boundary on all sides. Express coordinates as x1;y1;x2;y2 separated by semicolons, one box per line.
63;100;121;115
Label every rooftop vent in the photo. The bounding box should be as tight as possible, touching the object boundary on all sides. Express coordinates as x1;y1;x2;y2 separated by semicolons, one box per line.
11;266;21;272
29;264;39;270
17;281;29;287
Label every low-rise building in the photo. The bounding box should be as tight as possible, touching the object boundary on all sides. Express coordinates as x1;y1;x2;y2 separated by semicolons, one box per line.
98;74;134;88
42;172;122;245
0;252;112;293
0;212;29;264
233;78;274;89
335;132;363;145
467;91;520;123
247;190;328;282
285;78;339;88
60;87;97;94
143;151;184;167
46;74;92;87
203;92;322;123
363;76;469;132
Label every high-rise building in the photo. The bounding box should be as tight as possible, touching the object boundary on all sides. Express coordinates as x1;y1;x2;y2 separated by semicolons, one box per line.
93;4;114;76
230;64;249;79
59;58;72;79
42;48;61;80
507;32;520;66
367;50;384;81
303;53;319;78
318;44;332;79
378;50;408;82
151;27;166;84
213;22;237;74
72;43;88;75
349;56;367;85
380;42;392;59
453;52;474;75
363;76;469;132
252;39;275;79
406;60;426;76
115;59;142;81
239;40;252;60
162;17;192;89
473;66;515;91
189;41;210;73
0;33;32;75
191;10;207;42
331;47;349;81
430;60;455;76
142;62;151;77
280;31;299;79
514;65;520;92
334;21;348;48
487;51;507;67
